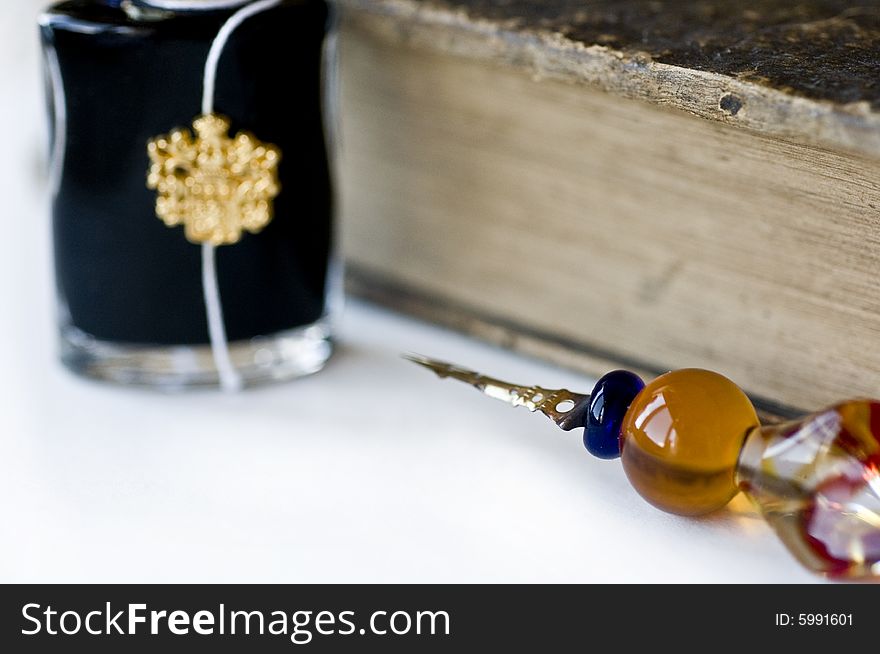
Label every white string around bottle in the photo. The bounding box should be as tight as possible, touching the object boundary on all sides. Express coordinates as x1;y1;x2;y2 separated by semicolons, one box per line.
43;43;66;199
200;0;283;391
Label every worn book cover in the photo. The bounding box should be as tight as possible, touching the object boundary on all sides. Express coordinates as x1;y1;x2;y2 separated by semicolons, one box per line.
337;0;880;412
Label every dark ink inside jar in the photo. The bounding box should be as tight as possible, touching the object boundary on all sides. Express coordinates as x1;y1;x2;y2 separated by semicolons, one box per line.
40;0;336;386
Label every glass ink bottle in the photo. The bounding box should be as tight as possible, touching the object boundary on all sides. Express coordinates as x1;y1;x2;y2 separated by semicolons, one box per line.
39;0;338;389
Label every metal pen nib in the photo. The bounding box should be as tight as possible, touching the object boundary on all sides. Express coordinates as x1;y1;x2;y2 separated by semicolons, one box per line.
404;354;590;431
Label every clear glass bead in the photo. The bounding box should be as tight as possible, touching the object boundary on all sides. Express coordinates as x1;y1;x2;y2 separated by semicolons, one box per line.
737;401;880;578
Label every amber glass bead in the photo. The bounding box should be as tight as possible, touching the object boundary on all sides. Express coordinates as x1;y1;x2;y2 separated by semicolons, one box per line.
620;369;759;516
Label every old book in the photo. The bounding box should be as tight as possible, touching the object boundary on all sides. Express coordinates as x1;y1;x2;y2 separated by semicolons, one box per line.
334;0;880;413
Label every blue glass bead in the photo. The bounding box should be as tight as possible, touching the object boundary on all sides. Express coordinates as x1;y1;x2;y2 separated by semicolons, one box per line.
584;370;645;459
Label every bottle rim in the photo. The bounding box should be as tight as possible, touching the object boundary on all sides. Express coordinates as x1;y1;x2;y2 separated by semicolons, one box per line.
129;0;253;11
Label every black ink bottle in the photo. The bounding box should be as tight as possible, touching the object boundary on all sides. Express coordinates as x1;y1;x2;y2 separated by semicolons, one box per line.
39;0;337;389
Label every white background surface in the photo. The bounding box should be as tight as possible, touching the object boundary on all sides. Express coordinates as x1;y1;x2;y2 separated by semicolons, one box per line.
0;0;817;583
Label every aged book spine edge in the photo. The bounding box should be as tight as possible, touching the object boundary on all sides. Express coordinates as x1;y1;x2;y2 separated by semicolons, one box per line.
337;0;880;160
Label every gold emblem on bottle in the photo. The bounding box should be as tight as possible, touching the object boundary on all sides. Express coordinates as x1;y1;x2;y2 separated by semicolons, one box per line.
147;113;281;246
